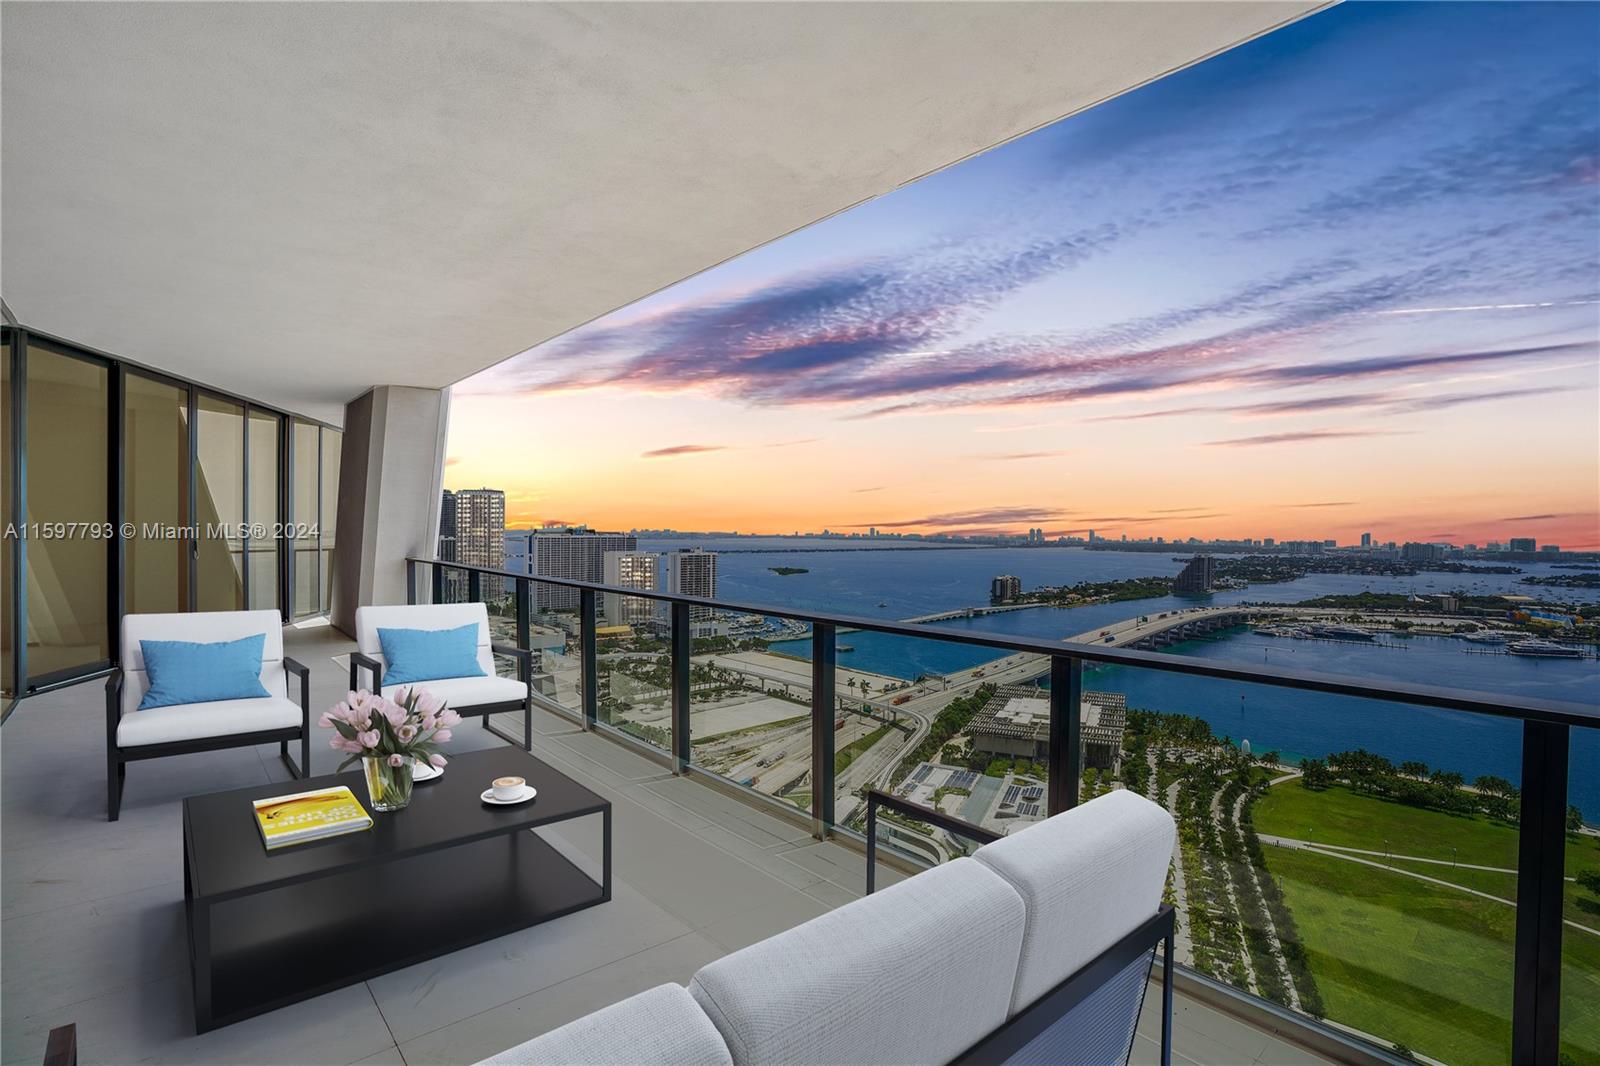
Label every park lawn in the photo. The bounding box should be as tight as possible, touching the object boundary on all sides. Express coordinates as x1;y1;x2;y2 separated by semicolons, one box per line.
1380;857;1600;930
1264;844;1600;1066
1255;779;1600;876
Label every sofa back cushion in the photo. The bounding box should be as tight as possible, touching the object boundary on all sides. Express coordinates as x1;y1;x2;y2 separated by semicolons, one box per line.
120;610;285;715
688;857;1025;1066
477;983;731;1066
355;603;494;680
973;788;1175;1016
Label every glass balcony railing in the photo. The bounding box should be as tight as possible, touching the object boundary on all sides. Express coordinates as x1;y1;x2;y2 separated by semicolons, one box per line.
407;555;1597;1064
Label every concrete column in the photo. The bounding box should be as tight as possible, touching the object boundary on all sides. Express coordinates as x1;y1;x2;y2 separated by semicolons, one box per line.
329;385;449;636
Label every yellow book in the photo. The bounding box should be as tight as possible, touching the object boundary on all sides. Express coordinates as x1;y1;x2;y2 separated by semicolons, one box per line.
252;786;373;850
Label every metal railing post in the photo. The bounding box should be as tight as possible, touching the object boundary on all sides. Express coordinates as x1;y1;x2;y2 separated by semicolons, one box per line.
1048;655;1083;814
1512;719;1570;1065
670;602;691;772
866;791;879;895
514;577;530;651
811;622;837;839
580;589;598;728
467;568;481;604
430;562;444;605
405;559;416;605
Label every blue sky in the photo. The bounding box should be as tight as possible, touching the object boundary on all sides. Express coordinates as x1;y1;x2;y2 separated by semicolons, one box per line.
455;2;1600;546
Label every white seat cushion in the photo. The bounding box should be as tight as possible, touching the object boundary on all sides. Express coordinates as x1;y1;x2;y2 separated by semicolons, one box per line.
974;788;1176;1015
117;696;302;747
382;674;527;710
688;857;1024;1066
476;984;732;1066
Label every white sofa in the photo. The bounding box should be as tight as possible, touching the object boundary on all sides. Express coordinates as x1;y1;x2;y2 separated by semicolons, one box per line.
106;610;310;821
351;602;534;750
478;789;1177;1066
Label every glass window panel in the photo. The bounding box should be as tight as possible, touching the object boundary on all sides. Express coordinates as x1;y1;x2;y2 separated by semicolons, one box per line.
1563;731;1600;1064
319;428;340;611
690;613;815;815
291;420;319;618
246;410;280;612
123;374;190;615
24;343;110;678
597;611;670;751
2;336;12;697
195;394;245;612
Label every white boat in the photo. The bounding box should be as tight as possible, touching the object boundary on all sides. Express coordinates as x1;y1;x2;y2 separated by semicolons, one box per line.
1507;640;1583;659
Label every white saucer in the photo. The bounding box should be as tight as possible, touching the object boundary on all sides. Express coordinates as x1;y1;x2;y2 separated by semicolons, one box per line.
412;760;443;782
481;785;538;806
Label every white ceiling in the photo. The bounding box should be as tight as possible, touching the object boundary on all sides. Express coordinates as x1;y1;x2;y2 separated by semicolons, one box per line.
2;1;1323;425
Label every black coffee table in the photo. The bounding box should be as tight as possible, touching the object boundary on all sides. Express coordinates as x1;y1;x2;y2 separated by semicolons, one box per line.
181;747;611;1032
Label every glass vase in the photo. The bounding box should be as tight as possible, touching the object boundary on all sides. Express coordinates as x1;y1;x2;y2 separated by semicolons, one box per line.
362;756;414;812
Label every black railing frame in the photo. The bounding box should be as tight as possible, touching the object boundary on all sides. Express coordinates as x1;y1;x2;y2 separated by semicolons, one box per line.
405;555;1591;1063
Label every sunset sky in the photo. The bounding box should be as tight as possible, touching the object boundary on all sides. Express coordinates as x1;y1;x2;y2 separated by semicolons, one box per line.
449;2;1600;549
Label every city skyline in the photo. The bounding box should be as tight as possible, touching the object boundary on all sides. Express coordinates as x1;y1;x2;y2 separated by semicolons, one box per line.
448;2;1600;549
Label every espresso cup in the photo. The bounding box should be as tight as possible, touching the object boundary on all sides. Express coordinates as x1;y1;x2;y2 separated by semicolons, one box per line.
491;775;526;801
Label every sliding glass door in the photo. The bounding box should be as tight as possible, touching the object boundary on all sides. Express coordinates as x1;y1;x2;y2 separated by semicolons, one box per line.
196;395;246;611
124;373;191;615
22;341;112;682
2;326;342;700
247;410;282;611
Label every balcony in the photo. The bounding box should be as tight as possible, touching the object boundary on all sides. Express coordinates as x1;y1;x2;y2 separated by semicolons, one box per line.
1;616;1354;1066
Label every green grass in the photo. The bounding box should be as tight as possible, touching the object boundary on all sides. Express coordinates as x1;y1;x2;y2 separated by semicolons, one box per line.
1255;782;1600;1065
1255;779;1600;875
836;724;892;773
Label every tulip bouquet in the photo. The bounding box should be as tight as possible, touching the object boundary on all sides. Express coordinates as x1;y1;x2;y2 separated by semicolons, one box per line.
320;687;462;812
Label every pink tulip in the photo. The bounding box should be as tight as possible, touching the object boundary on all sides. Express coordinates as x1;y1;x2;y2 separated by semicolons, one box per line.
387;753;405;768
416;691;445;717
316;712;334;729
397;723;418;742
428;753;448;768
381;701;407;729
358;730;381;749
439;709;462;727
433;729;452;744
419;713;437;732
393;686;411;707
349;690;371;709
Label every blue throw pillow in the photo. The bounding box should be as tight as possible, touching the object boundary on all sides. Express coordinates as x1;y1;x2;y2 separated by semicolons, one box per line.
378;623;485;686
137;633;272;710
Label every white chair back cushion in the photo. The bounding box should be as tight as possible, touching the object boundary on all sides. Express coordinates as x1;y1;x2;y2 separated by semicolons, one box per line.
973;788;1176;1015
119;610;286;715
688;857;1025;1066
355;602;494;679
476;984;732;1066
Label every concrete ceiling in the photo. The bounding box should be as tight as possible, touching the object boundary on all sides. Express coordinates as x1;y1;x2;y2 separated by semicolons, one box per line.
2;1;1324;425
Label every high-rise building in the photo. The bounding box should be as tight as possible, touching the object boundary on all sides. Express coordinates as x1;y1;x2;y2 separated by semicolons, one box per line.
990;575;1022;603
1509;537;1537;553
509;527;639;611
1360;532;1373;548
1401;541;1445;563
603;550;660;625
666;548;718;620
437;489;468;600
453;488;506;598
1173;555;1215;594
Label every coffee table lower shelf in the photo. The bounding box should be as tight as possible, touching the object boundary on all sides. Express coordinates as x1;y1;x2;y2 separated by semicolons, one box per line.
187;829;608;1032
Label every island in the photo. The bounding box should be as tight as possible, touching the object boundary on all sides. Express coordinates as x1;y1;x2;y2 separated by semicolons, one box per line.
768;566;810;576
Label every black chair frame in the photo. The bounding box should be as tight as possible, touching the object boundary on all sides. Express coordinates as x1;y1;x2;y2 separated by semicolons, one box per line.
105;657;310;821
349;643;533;753
865;789;1174;1066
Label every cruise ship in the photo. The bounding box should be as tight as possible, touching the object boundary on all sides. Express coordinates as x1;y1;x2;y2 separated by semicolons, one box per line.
1463;630;1518;644
1507;639;1584;659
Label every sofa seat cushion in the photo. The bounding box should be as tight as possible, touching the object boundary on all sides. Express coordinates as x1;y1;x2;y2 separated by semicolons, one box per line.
117;696;302;747
477;984;732;1066
383;674;526;710
689;857;1025;1066
973;788;1176;1015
